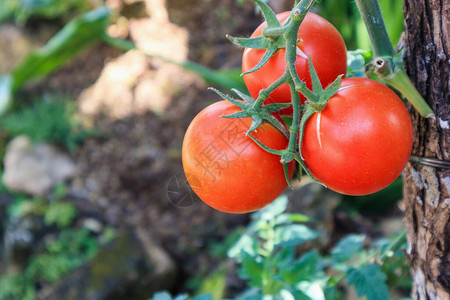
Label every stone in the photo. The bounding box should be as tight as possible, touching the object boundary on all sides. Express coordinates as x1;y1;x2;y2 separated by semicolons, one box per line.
2;136;76;196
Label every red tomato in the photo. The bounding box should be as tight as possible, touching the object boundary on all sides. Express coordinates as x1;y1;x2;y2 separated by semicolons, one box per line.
182;101;294;213
242;11;347;115
301;78;413;196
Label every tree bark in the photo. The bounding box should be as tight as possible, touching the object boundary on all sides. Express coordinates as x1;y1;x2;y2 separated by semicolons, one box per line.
402;0;450;299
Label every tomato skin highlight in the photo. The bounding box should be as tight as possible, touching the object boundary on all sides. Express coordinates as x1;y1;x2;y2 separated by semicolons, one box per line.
302;78;413;196
182;101;294;214
242;12;347;115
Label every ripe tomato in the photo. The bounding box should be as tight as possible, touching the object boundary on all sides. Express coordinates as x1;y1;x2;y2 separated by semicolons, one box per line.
182;101;294;213
301;78;413;196
242;12;347;115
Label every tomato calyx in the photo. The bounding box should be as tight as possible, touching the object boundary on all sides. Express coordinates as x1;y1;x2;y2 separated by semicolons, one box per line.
210;87;290;137
227;0;290;75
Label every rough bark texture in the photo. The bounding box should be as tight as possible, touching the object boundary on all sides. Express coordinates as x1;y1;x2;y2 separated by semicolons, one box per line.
402;0;450;299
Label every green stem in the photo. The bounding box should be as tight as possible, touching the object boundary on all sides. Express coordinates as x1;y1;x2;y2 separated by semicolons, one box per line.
355;0;434;118
354;0;395;57
253;72;289;110
384;66;434;118
263;26;288;38
287;81;301;153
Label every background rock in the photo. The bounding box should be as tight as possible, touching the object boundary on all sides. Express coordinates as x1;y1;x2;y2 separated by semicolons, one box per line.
2;136;76;196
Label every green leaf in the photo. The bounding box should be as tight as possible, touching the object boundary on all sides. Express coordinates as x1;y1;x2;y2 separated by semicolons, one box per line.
331;234;366;263
253;0;280;28
274;224;320;247
240;252;264;287
228;234;258;261
10;6;110;92
347;50;371;78
281;250;319;284
297;281;325;300
347;264;389;300
226;35;269;49
0;75;12;115
192;294;212;300
253;195;289;220
242;45;278;75
44;201;77;228
151;292;177;300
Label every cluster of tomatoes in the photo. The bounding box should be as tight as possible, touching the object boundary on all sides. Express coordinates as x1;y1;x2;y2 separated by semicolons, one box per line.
182;12;413;214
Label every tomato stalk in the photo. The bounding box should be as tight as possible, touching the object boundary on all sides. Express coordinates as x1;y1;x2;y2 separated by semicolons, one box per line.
355;0;434;118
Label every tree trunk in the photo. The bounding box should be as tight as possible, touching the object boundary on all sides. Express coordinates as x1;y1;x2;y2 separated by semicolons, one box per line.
402;0;450;299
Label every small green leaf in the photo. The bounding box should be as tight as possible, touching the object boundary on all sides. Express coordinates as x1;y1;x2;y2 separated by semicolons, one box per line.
281;250;318;284
253;0;281;28
297;281;325;300
287;213;310;223
0;75;12;116
240;251;264;287
226;35;269;49
308;57;323;94
242;45;278;75
331;234;366;263
274;224;320;247
347;264;389;300
228;234;258;261
253;195;289;220
192;294;212;300
151;292;176;300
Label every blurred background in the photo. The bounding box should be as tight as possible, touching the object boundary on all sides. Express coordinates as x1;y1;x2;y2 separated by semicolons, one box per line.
0;0;408;299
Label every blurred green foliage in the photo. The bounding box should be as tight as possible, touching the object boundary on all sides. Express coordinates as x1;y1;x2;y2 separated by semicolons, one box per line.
153;196;411;300
0;0;90;25
0;184;115;300
316;0;404;50
1;97;93;151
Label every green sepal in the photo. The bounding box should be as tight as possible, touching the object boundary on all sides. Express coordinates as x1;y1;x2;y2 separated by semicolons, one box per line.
297;106;315;160
294;156;326;188
264;102;292;113
209;87;247;110
308;56;323;94
248;134;284;156
247;117;263;135
283;163;293;189
264;114;289;139
222;110;250;119
226;35;269;49
253;0;280;28
242;45;278;75
320;74;343;103
232;88;255;104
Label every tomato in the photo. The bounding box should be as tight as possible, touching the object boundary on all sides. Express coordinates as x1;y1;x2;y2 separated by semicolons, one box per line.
301;78;413;196
182;101;294;213
242;12;347;115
